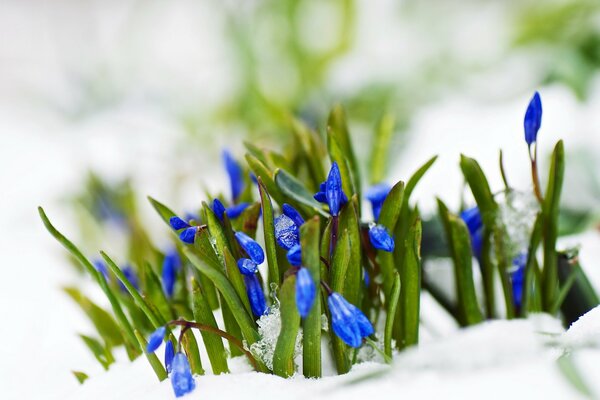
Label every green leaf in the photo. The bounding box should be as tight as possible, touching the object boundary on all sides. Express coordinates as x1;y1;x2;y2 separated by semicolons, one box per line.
134;329;168;381
328;104;361;202
384;272;400;359
459;155;498;220
273;275;301;377
369;113;395;184
329;229;351;374
39;207;140;354
147;196;178;226
144;262;174;323
231;202;261;236
275;169;329;217
522;213;543;315
72;371;89;384
79;334;115;370
246;154;285;207
437;199;483;326
300;216;322;378
191;277;229;374
557;353;594;398
398;218;422;350
542;140;565;312
181;329;205;375
258;178;281;289
291;119;326;191
557;251;600;325
223;247;253;317
338;195;362;306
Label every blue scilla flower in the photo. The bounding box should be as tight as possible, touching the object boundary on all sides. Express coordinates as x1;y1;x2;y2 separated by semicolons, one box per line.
368;224;395;252
171;352;196;398
286;244;302;266
237;258;258;275
234;231;265;264
223;149;245;202
460;206;483;257
169;216;198;244
226;202;250;219
365;183;391;221
119;265;140;292
524;91;542;146
511;252;527;308
244;273;267;317
274;214;300;250
165;340;175;374
282;203;304;227
93;259;109;282
146;326;166;353
328;292;373;348
314;162;348;216
162;248;181;298
212;198;226;221
295;267;316;318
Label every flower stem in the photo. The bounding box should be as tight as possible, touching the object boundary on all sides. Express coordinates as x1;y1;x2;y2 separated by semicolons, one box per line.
530;144;543;203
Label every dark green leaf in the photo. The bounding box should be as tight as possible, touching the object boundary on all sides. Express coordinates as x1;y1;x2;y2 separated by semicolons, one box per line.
273;275;301;377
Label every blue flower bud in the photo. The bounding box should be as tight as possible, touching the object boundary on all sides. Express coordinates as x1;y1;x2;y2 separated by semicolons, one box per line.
119;265;140;292
170;216;190;230
524;91;542;146
314;175;348;213
171;352;196;398
347;302;375;337
234;231;265;264
368;224;395;252
237;258;258;275
244;274;267;317
165;340;175;374
212;198;226;221
93;260;109;282
282;203;304;227
365;183;391;221
327;293;362;348
274;214;300;250
179;227;198;244
226;202;250;219
511;252;527;308
222;149;245;202
295;267;316;318
162;249;181;298
460;206;483;257
286;244;302;266
326;162;344;216
146;326;166;353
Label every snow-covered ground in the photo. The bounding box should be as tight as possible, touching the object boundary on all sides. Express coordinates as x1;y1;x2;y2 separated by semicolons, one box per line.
2;1;600;399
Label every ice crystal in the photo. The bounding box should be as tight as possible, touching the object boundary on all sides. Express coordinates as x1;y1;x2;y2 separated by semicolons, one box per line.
497;190;539;258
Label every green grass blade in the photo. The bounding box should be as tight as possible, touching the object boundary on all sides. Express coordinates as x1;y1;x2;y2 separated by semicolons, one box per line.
275;169;329;217
273;275;301;377
330;229;351;374
258;178;281;289
369;113;395;184
181;329;205;375
384;272;400;359
147;196;178;226
328;104;361;202
79;334;114;370
246;153;285;207
398;218;422;350
338;195;362;306
134;330;168;381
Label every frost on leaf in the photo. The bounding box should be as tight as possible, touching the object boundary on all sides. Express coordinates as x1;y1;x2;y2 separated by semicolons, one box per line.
497;190;539;259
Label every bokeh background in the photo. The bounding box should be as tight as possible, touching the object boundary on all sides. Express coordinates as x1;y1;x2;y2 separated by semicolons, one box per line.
2;0;600;398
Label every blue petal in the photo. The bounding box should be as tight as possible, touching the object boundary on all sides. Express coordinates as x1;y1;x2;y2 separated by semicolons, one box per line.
282;203;305;227
511;252;527;308
93;260;110;282
245;274;267;317
222;149;245;202
120;265;140;292
368;224;395;252
460;206;482;236
235;231;265;264
146;326;166;353
295;267;316;318
328;293;362;348
170;216;190;230
524;91;542;146
165;341;175;374
179;227;197;244
226;202;250;219
326;162;344;216
171;352;196;397
237;258;258;275
286;244;302;266
212;198;226;221
274;214;300;250
347;303;374;337
365;183;391;221
313;191;327;203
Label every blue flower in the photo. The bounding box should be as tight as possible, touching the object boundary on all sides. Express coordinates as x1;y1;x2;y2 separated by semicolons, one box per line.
93;260;109;282
286;244;302;266
365;183;391;221
234;232;265;264
237;258;258;275
460;206;483;257
328;292;373;348
511;252;527;308
368;224;395;252
226;202;250;219
223;149;245;202
244;274;267;317
314;162;348;216
212;198;226;221
524;91;542;146
119;265;140;292
169;216;198;244
146;326;166;353
274;214;300;250
295;267;316;318
282;203;304;227
162;248;181;298
165;340;175;374
171;352;196;398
